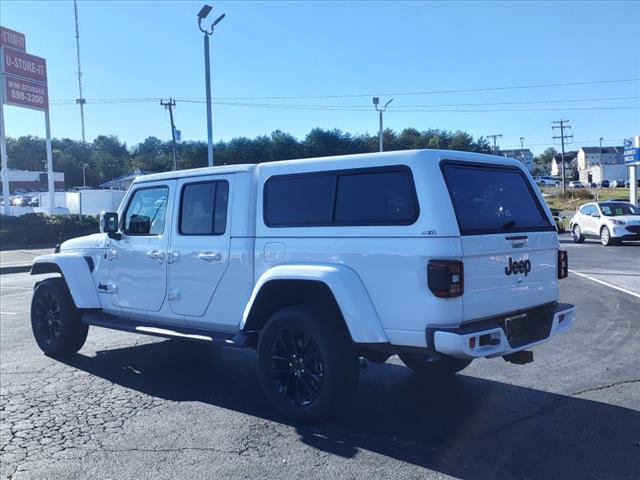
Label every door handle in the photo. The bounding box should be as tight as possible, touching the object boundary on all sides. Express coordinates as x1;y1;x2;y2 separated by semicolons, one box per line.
198;252;222;262
146;250;165;263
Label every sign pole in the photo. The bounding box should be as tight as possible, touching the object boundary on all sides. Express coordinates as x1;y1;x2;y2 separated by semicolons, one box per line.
630;165;638;207
624;136;640;207
0;67;11;216
44;108;54;214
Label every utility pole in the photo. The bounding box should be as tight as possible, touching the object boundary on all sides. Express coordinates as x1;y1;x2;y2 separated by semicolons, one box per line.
520;136;525;164
372;97;393;152
161;99;178;171
552;119;573;196
599;137;604;172
486;134;503;155
74;0;86;142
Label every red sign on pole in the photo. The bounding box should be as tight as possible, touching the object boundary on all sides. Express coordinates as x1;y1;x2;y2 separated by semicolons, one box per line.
3;75;49;111
1;47;47;84
0;27;26;51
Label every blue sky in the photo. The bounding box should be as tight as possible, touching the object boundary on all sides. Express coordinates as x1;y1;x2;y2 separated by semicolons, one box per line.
1;0;639;154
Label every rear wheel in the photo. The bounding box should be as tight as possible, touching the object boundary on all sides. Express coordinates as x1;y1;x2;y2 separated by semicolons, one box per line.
31;278;88;356
256;305;359;423
572;224;585;243
399;352;472;376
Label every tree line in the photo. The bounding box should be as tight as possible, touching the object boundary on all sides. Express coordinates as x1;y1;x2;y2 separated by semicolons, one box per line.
2;127;550;188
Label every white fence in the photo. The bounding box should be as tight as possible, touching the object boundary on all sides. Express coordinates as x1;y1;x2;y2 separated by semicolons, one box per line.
37;190;126;216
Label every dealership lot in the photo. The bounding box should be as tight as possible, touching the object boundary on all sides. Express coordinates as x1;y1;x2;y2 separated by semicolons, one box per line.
1;242;638;480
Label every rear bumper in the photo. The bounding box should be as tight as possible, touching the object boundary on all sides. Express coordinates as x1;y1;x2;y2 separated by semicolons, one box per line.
430;303;576;359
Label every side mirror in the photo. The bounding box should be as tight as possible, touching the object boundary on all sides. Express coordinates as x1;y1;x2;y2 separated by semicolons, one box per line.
100;211;121;239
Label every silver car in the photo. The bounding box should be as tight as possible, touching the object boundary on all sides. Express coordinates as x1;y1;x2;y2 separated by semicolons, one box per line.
570;201;640;246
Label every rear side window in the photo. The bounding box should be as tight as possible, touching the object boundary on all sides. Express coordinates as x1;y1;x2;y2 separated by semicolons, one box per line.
442;163;553;235
334;171;417;224
264;166;418;227
264;174;336;226
180;181;229;235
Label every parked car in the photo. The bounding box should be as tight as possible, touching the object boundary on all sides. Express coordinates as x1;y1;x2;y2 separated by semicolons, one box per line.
550;208;566;233
624;179;640;188
30;150;575;422
610;180;625;188
569;201;640;246
568;181;584;188
596;180;610;189
535;176;560;186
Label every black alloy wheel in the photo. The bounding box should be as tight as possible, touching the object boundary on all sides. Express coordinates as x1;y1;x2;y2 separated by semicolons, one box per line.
33;289;62;346
269;327;325;407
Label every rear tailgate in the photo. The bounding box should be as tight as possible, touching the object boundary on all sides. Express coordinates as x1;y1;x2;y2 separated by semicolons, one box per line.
441;160;559;321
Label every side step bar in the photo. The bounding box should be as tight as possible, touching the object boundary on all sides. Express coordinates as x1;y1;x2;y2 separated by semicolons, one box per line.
82;312;249;346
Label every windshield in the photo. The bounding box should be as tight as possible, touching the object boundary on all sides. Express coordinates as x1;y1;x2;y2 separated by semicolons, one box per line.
442;163;554;235
599;203;639;216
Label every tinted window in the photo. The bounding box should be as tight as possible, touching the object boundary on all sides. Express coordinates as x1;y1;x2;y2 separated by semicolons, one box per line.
334;171;417;224
264;167;418;227
265;174;336;226
124;187;169;235
180;181;229;235
442;164;553;235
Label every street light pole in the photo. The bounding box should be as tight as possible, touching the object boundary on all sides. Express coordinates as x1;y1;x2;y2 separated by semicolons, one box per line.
82;163;88;187
372;97;393;152
520;136;525;163
198;5;225;167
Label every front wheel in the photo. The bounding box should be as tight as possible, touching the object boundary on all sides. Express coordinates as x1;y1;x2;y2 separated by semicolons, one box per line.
31;278;88;356
399;352;472;376
256;305;359;423
600;226;615;246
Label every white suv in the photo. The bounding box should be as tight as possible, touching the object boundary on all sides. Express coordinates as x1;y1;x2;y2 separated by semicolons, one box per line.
30;150;575;422
570;201;640;246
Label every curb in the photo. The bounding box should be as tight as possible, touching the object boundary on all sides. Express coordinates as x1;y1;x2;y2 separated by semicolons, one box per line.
0;265;32;275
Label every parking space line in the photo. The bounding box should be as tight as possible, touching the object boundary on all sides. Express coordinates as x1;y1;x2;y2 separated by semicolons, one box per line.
0;311;19;315
0;286;32;290
569;269;640;299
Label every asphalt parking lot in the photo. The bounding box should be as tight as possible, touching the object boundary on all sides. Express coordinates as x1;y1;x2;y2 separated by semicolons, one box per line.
1;240;639;480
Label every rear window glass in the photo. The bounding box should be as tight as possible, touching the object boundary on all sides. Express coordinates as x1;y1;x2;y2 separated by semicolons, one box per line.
442;163;553;235
335;171;417;224
264;167;418;227
265;174;336;226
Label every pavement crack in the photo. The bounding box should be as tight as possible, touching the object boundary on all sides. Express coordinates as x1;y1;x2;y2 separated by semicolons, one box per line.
571;378;640;396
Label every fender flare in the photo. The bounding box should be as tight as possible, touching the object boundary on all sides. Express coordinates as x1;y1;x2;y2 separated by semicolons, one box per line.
31;254;101;309
241;264;388;344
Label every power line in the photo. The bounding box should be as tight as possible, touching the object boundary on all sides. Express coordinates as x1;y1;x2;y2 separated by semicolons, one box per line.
49;97;640;113
190;78;640;100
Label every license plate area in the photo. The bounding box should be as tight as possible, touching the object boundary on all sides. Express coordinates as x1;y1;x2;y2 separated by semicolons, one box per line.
505;313;528;343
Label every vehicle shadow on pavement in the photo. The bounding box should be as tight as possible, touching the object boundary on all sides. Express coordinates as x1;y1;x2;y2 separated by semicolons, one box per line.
59;340;640;480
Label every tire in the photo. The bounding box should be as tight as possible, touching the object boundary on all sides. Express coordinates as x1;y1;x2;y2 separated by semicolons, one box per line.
572;224;585;243
31;278;88;356
256;305;359;423
600;226;614;246
399;352;472;377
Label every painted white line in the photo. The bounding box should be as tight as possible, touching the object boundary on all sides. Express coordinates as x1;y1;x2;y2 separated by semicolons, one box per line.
569;269;640;300
0;311;19;315
0;286;32;290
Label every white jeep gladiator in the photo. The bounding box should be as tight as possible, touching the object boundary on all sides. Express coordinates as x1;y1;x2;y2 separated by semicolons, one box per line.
30;149;576;422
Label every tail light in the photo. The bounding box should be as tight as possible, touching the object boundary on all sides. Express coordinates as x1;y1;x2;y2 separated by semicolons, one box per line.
428;260;464;298
558;250;568;279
